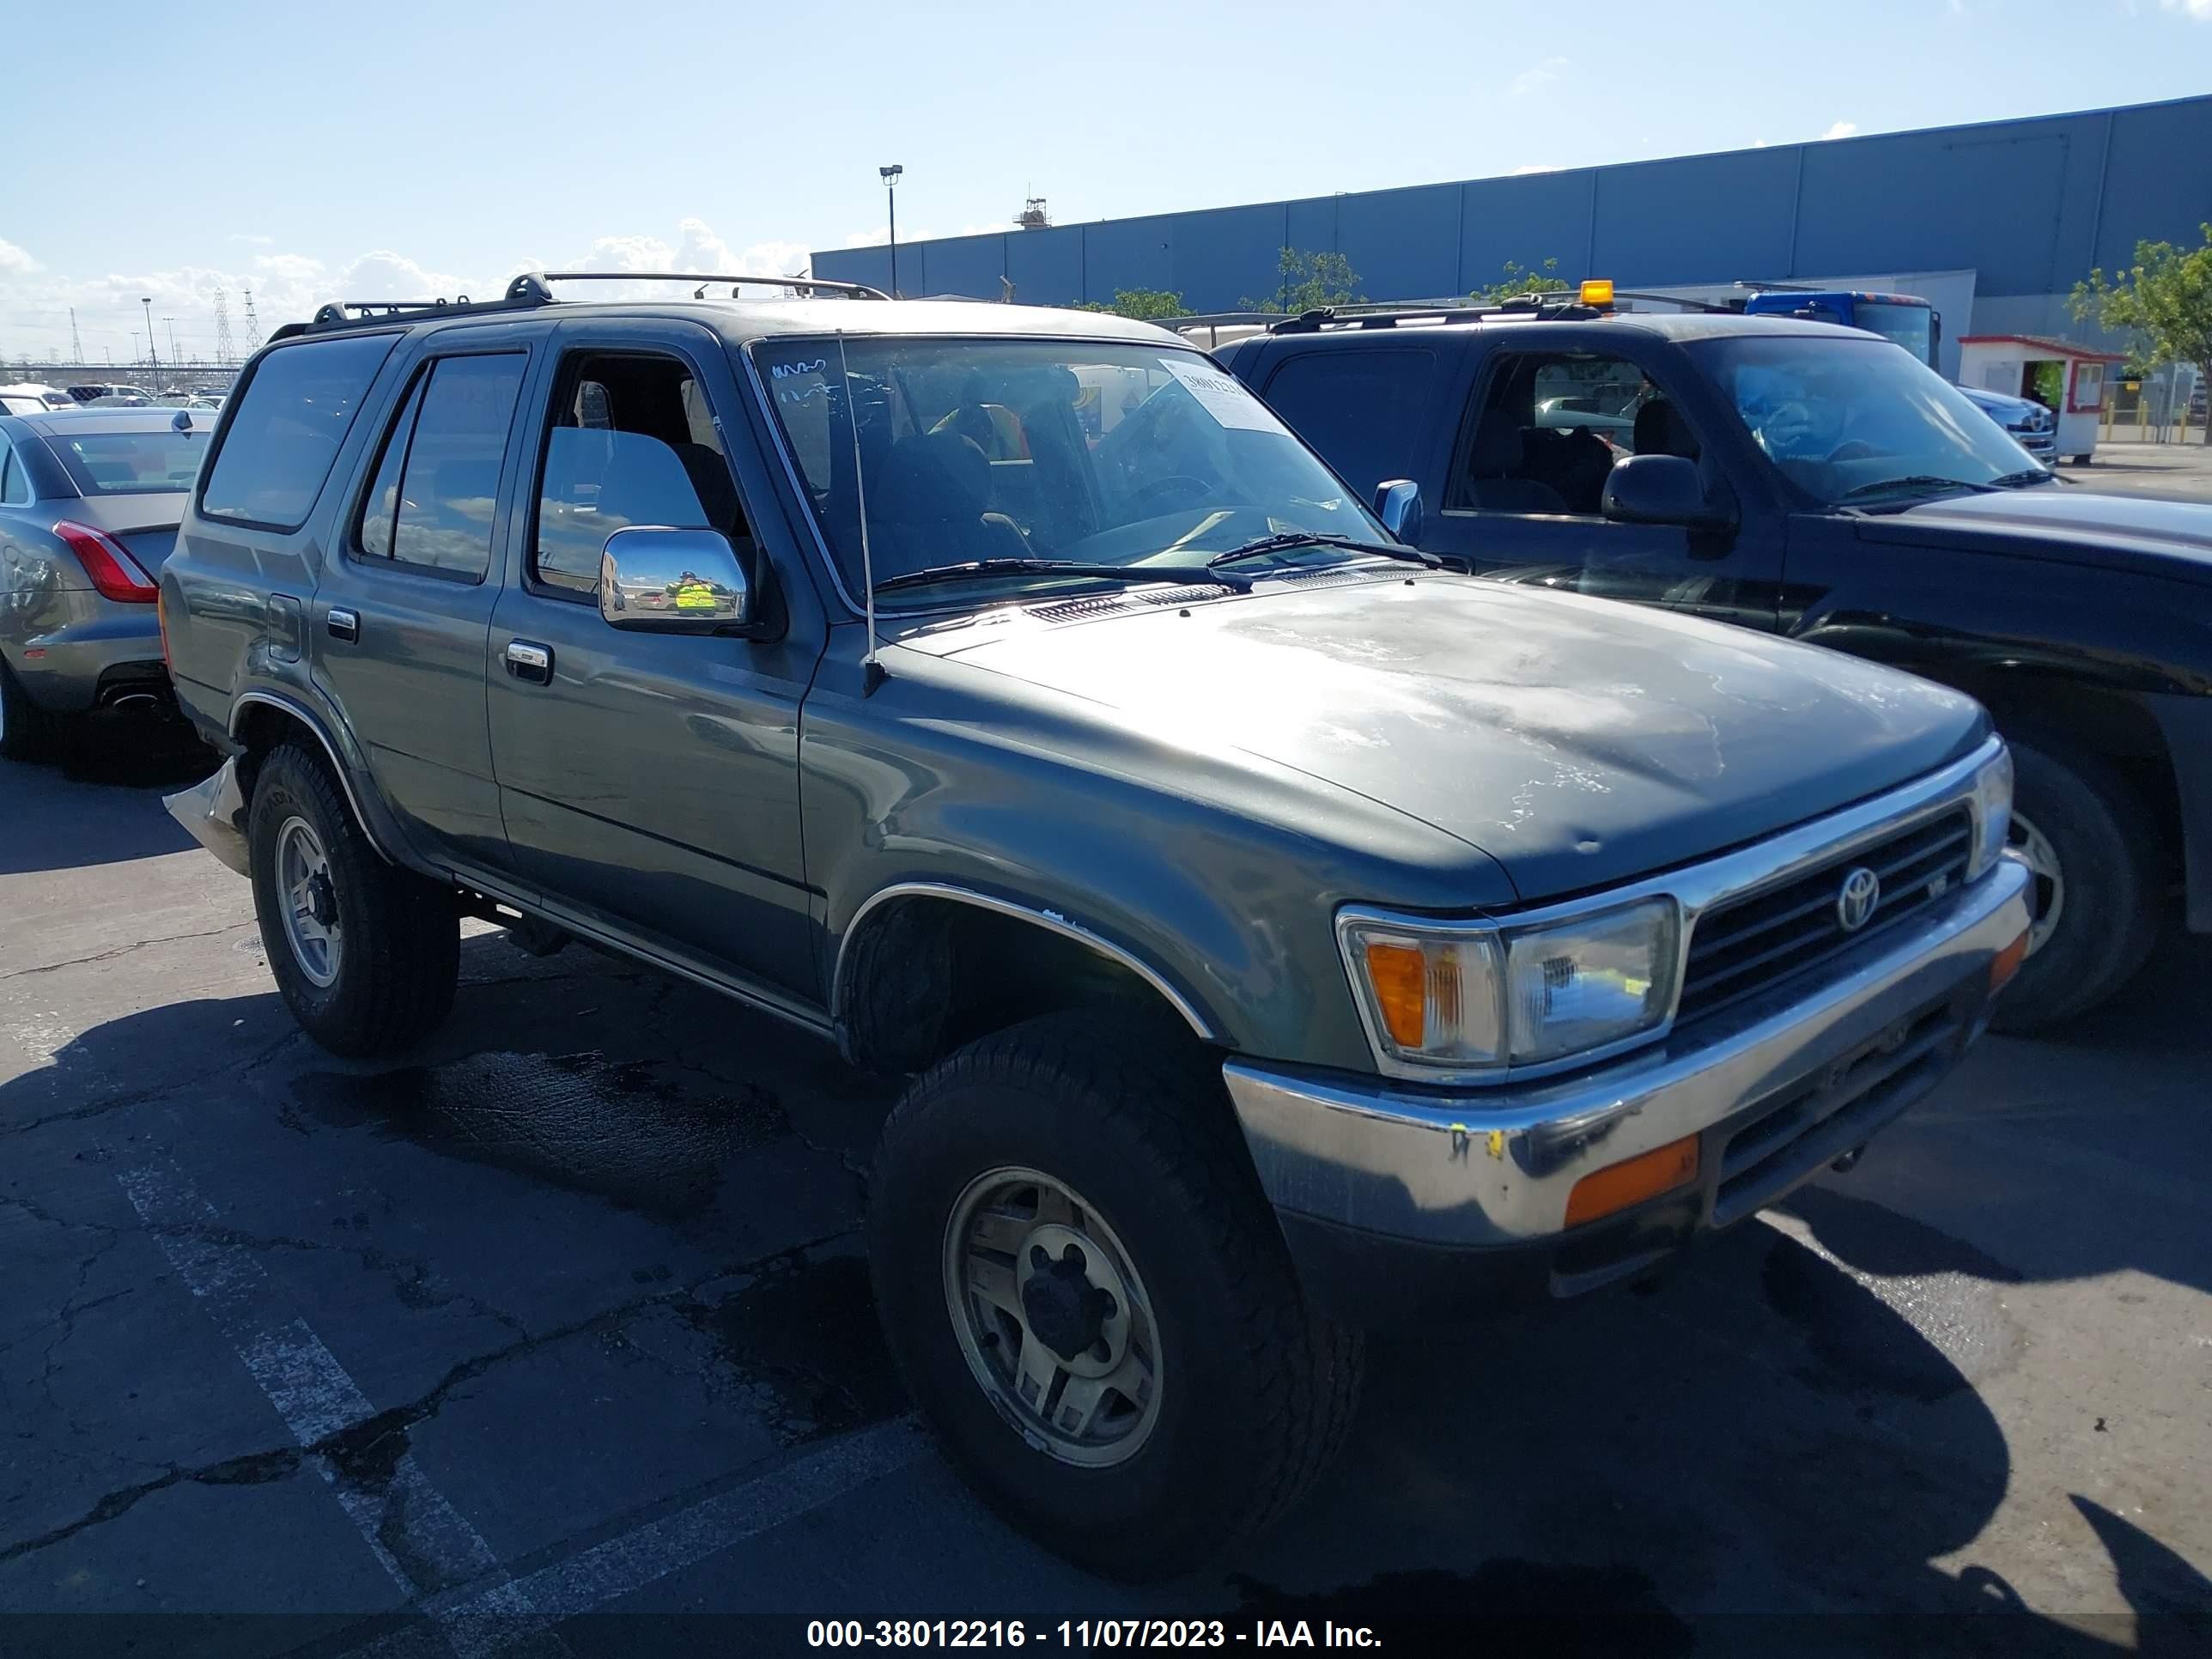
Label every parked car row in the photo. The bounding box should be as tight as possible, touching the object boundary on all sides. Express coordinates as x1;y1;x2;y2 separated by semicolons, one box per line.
153;274;2042;1580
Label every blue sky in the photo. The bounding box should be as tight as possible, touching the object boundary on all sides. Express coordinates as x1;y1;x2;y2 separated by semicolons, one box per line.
3;0;2208;364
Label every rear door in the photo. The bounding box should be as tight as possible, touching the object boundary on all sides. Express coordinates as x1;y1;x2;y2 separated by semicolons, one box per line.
483;317;823;1001
1421;336;1785;631
312;326;542;872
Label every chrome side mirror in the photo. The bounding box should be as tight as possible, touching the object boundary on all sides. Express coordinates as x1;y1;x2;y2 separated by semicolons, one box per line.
1372;478;1424;546
599;526;753;633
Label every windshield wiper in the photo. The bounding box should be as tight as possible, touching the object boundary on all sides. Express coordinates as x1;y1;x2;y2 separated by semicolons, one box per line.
1838;475;2004;502
872;557;1245;594
1206;532;1436;569
1988;467;2059;488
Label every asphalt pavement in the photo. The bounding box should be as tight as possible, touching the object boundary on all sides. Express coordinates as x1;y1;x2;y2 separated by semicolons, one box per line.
2;733;2207;1656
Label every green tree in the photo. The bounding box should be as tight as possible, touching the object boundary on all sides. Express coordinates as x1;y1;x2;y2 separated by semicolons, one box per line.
2069;224;2212;444
1073;288;1189;320
1241;248;1362;314
1471;258;1571;304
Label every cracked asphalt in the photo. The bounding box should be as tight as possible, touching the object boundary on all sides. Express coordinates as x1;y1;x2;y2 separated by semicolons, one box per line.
2;736;2208;1655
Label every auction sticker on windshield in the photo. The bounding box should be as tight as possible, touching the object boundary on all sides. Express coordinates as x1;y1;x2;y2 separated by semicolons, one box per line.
1162;356;1284;432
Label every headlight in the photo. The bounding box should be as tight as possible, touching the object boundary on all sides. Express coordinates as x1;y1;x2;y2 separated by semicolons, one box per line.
1340;896;1680;1078
1968;745;2014;878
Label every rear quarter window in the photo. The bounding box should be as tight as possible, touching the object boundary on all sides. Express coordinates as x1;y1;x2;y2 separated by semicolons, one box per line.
1259;347;1437;500
199;332;399;528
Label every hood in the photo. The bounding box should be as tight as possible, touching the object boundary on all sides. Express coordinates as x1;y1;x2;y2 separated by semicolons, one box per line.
915;575;1986;902
1868;487;2212;585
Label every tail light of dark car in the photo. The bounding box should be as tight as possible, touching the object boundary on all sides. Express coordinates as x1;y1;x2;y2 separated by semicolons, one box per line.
53;520;160;604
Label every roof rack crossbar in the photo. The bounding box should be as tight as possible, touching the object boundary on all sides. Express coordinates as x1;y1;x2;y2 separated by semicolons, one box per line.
526;270;890;301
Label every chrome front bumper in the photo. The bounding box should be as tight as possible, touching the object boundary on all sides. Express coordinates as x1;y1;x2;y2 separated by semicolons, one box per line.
1224;853;2031;1254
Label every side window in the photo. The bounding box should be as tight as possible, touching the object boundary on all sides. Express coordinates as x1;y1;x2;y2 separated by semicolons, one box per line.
200;332;398;528
530;351;752;598
356;372;428;562
0;439;27;505
1449;353;1692;517
1259;348;1437;501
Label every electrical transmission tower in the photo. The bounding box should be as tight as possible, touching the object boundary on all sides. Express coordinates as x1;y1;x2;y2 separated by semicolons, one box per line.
240;289;262;352
212;289;237;366
69;307;83;365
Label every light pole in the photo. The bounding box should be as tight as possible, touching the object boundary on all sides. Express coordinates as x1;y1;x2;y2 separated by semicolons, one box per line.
142;296;157;376
879;164;903;297
164;316;180;367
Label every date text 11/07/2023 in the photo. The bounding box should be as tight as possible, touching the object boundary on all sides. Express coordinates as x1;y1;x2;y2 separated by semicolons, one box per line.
805;1619;1382;1649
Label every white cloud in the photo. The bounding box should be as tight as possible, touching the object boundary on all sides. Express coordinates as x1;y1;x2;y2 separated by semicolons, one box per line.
0;219;820;364
1820;120;1860;140
1509;56;1568;97
2161;0;2211;18
1510;163;1560;175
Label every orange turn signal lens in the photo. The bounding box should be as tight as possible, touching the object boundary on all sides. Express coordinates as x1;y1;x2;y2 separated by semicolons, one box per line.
1564;1133;1700;1229
1579;278;1615;307
1990;929;2030;994
1364;940;1429;1048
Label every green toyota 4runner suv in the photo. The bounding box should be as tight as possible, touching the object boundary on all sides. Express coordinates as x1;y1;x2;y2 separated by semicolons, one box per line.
161;274;2032;1579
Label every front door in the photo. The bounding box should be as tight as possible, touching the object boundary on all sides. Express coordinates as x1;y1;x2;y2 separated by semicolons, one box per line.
313;334;538;871
1421;344;1783;632
484;319;822;1000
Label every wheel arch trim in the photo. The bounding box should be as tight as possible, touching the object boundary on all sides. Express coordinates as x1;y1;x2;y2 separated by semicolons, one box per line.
228;689;398;866
833;882;1219;1042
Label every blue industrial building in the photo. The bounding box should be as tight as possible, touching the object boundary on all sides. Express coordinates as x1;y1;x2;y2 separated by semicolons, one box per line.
811;93;2212;362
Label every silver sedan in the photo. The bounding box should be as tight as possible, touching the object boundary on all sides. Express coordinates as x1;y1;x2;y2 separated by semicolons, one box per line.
1;407;212;761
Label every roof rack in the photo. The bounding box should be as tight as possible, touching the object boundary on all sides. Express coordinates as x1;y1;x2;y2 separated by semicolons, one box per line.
526;270;889;301
278;268;890;340
1266;293;1606;334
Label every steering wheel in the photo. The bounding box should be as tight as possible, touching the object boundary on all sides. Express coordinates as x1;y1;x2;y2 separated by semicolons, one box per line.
1131;474;1212;513
1753;400;1833;460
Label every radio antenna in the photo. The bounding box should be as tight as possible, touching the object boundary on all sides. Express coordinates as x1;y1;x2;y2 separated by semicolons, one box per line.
836;331;885;695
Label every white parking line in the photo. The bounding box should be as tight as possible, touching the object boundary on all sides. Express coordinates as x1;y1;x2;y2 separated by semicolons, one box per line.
349;1419;931;1658
118;1159;564;1658
121;1157;934;1656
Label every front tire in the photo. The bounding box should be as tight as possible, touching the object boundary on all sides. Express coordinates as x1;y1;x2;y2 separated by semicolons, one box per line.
247;742;459;1057
1990;739;2163;1033
868;1013;1363;1581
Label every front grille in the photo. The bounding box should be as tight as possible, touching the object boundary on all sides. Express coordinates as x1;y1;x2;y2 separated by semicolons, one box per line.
1711;999;1960;1226
1677;808;1973;1024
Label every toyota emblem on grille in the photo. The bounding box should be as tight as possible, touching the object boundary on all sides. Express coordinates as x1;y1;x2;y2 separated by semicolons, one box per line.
1836;866;1881;933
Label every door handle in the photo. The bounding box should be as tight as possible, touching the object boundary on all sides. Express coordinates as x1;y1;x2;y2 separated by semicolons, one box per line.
505;640;553;685
327;607;359;642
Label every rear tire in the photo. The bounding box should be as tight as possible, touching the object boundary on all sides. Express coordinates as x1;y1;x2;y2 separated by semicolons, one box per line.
1989;739;2163;1033
868;1012;1363;1581
247;741;459;1057
0;659;60;763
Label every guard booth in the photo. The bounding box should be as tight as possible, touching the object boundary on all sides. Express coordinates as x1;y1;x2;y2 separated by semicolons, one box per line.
1956;335;2124;465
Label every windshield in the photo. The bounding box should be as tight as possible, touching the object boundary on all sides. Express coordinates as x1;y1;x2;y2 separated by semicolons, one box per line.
1850;301;1935;368
48;428;211;495
753;336;1382;605
1689;336;2038;505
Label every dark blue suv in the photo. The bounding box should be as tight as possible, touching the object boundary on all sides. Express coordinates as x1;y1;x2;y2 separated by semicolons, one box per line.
1219;301;2212;1033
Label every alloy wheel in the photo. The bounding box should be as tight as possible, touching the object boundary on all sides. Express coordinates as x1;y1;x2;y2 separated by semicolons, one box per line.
275;815;343;988
2008;810;2064;957
942;1166;1164;1468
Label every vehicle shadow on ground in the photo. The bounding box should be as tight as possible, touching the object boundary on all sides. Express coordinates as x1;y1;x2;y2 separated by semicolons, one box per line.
5;945;2206;1646
0;732;217;878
